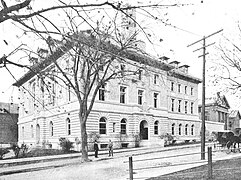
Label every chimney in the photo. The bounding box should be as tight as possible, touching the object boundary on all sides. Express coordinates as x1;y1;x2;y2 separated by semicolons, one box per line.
169;61;180;68
159;56;169;63
178;64;189;74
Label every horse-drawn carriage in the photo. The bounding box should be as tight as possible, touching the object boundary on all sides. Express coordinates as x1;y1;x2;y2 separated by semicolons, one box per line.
212;128;241;153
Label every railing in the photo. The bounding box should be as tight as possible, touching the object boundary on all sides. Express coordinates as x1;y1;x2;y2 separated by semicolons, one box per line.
126;146;219;180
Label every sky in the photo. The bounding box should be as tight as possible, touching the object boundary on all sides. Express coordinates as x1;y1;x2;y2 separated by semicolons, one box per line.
0;0;241;108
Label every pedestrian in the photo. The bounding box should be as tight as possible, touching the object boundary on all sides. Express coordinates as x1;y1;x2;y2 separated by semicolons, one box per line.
108;139;113;157
94;140;99;158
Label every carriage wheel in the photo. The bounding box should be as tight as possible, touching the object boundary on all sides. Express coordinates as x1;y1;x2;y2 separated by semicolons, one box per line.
226;141;232;154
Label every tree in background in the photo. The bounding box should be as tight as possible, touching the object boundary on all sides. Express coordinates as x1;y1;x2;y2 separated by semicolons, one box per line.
208;23;241;103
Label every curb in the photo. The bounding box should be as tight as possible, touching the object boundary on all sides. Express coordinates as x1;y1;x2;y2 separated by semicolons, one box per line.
0;143;203;176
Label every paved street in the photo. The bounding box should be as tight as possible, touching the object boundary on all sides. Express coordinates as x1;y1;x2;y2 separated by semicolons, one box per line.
1;144;241;180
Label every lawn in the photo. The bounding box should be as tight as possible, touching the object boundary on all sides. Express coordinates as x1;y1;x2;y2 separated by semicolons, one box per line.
149;157;241;180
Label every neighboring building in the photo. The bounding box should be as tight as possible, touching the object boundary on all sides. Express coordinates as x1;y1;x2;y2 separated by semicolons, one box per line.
228;110;241;131
0;102;18;145
198;92;230;132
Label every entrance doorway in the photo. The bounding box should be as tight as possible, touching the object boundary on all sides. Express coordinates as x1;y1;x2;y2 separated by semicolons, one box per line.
140;120;148;140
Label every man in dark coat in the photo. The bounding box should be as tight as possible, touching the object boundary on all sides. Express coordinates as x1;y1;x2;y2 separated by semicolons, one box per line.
94;140;99;158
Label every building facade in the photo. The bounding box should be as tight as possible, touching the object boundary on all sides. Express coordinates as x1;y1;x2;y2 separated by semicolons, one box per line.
13;44;202;150
228;110;241;131
0;102;18;145
198;92;230;134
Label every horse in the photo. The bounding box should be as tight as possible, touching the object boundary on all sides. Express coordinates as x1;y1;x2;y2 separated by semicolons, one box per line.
214;131;241;153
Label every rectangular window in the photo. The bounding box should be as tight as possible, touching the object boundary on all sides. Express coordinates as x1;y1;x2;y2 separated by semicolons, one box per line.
154;74;158;84
185;101;188;114
120;64;125;76
171;82;174;91
171;99;175;112
178;84;181;93
185;86;187;94
178;100;181;112
191;102;194;114
191;87;193;95
138;90;143;105
154;93;158;108
99;84;105;101
68;84;71;102
120;86;126;104
138;70;142;80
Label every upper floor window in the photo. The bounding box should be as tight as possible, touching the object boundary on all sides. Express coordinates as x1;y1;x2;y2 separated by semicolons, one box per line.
154;74;159;85
66;118;71;135
185;86;187;94
171;99;175;112
99;84;106;101
154;93;158;108
178;100;181;112
178;84;181;93
138;90;143;105
179;124;182;135
185;101;188;114
185;124;188;135
67;84;71;102
138;70;143;80
120;118;127;134
120;64;125;76
120;86;127;104
49;121;54;137
191;87;193;95
191;102;194;114
171;82;174;91
99;117;107;134
154;121;159;135
191;124;194;135
171;123;175;135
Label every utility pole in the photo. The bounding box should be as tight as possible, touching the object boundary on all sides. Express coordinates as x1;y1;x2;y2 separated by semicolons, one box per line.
187;29;223;160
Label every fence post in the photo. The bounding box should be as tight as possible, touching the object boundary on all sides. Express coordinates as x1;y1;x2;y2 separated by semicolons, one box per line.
208;147;212;179
129;156;133;180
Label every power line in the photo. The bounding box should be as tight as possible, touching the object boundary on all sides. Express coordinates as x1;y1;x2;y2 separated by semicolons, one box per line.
187;29;223;160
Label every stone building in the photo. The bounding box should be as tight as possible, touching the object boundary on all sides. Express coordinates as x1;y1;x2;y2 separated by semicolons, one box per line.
228;110;241;131
198;92;230;133
0;102;18;145
13;7;202;150
13;38;202;150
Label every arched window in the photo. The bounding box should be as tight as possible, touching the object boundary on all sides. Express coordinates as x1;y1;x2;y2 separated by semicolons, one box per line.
185;124;188;135
31;125;34;138
99;117;107;134
179;124;182;135
120;118;127;134
22;126;24;140
49;121;54;137
66;118;71;135
154;121;159;135
171;123;175;135
191;124;194;135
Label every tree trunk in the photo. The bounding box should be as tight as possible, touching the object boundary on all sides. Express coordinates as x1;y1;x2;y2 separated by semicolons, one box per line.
79;112;89;161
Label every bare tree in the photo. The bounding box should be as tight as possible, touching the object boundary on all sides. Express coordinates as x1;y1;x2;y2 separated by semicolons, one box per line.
209;23;241;98
3;1;186;161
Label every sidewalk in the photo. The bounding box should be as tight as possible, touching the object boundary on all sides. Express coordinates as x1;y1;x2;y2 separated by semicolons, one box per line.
0;143;202;176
